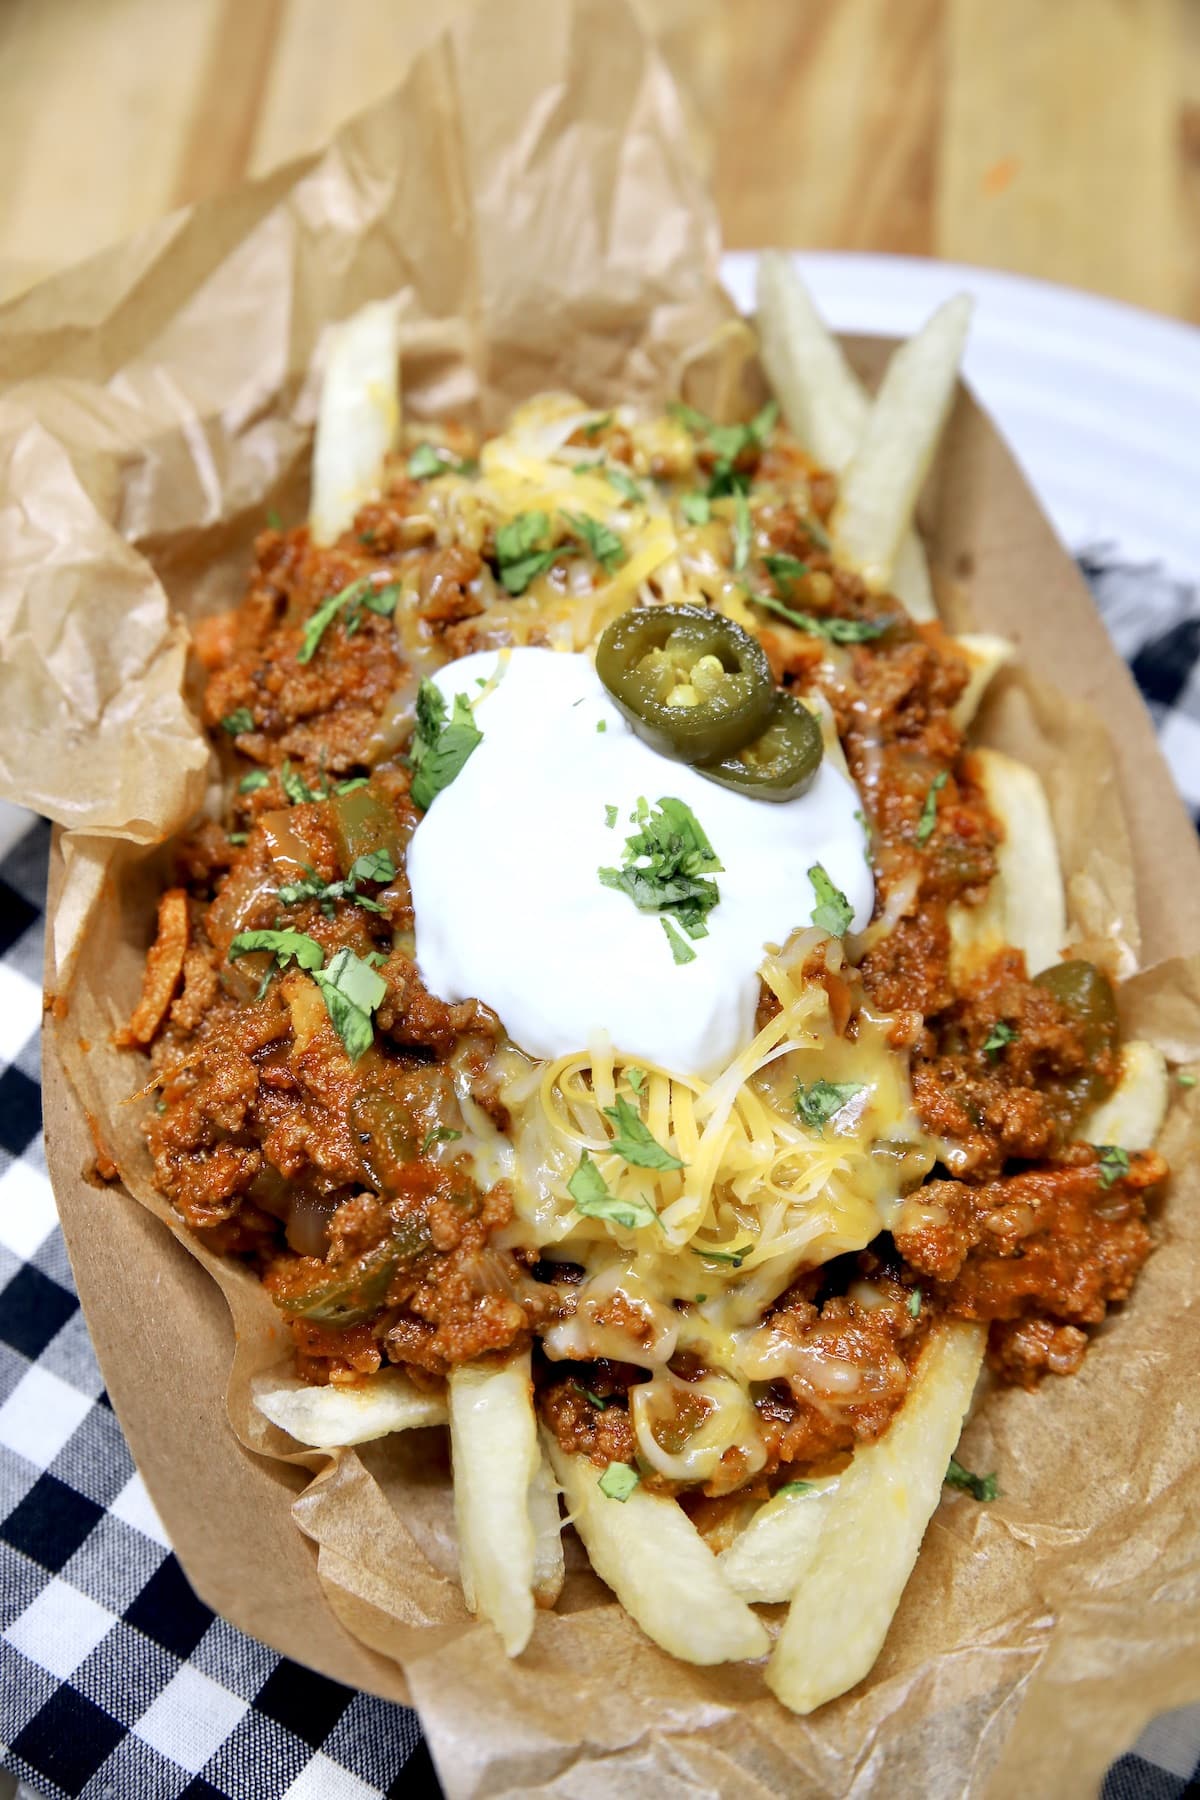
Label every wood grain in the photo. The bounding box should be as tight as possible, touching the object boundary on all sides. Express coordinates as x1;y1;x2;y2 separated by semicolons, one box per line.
0;0;1198;321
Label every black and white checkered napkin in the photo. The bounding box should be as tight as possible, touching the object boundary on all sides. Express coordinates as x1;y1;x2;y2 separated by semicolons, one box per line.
2;558;1198;1800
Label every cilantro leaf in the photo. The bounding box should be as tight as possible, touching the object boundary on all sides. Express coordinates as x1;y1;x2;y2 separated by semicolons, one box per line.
602;1093;683;1170
598;796;723;957
662;917;696;963
624;1066;646;1094
407;443;446;480
808;863;853;936
1095;1144;1131;1188
598;1463;639;1502
409;681;483;810
567;1150;661;1232
221;708;255;735
561;510;625;573
582;412;613;439
692;1241;753;1268
573;1382;609;1409
680;491;710;525
670;398;777;496
763;552;809;594
312;947;388;1062
604;804;618;829
421;1126;462;1155
299;578;370;664
732;491;752;573
228;832;248;846
360;584;399;619
803;515;831;550
750;591;891;642
983;1020;1017;1060
280;761;325;805
776;1480;816;1497
945;1457;999;1503
916;771;948;845
794;1079;864;1130
908;1288;922;1318
228;929;323;972
604;464;643;505
239;770;270;794
266;509;283;531
1178;1071;1197;1088
335;776;369;794
493;511;574;595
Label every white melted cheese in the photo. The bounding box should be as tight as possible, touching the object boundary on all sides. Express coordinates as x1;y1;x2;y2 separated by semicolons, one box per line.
408;648;872;1081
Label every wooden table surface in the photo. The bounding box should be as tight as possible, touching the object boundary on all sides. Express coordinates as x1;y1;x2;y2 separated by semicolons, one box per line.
1;0;1197;322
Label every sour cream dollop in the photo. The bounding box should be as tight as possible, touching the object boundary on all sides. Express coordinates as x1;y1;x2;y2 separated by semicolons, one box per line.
407;648;872;1080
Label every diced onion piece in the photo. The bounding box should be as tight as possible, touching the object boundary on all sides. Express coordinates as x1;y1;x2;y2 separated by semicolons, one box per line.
950;633;1015;732
754;252;936;620
833;295;973;591
949;747;1065;981
251;1367;446;1448
310;298;402;546
766;1322;986;1715
716;1474;842;1604
545;1437;770;1665
528;1451;566;1608
1080;1039;1169;1151
448;1351;540;1656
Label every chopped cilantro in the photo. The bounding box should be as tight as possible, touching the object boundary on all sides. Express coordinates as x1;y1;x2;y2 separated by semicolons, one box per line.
596;719;607;733
582;412;613;439
598;1463;639;1502
794;1079;864;1130
808;863;853;936
312;947;388;1063
228;929;323;972
1178;1071;1196;1088
407;442;446;480
750;591;891;642
983;1020;1017;1060
916;771;949;845
567;1150;661;1231
763;551;808;594
732;491;753;572
604;804;618;829
421;1126;463;1155
670;398;777;496
1095;1144;1131;1188
908;1289;922;1318
624;1066;646;1094
945;1457;999;1503
599;796;722;954
494;511;573;595
803;516;832;550
572;1380;609;1409
277;848;395;918
408;680;483;810
358;584;399;620
661;917;696;963
562;510;625;574
154;1096;168;1115
602;1094;683;1171
604;464;643;505
335;776;369;794
776;1480;816;1498
694;1293;708;1303
220;708;255;735
692;1242;753;1268
228;832;248;846
680;491;710;525
280;761;321;805
238;770;269;794
299;578;368;663
266;508;283;530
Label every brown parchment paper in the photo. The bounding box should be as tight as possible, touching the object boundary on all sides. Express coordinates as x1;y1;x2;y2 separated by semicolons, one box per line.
3;2;1200;1793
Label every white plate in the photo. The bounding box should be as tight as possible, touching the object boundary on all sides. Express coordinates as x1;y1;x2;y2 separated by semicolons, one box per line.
721;250;1200;584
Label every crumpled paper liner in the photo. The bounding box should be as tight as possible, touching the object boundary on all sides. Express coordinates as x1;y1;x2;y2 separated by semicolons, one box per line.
5;0;1200;1793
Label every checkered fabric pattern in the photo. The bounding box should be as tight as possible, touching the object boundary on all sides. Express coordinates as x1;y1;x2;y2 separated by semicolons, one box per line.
1;557;1197;1800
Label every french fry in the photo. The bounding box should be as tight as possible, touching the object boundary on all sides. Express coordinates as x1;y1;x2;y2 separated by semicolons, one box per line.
546;1438;770;1665
950;633;1015;732
716;1474;841;1604
449;1351;541;1656
528;1450;566;1608
765;1322;986;1715
310;297;402;545
833;295;973;592
252;1366;447;1448
755;252;936;620
949;747;1066;981
1081;1039;1169;1151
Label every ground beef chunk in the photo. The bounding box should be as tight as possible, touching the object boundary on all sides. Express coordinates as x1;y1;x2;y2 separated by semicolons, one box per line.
987;1318;1088;1386
539;1377;638;1466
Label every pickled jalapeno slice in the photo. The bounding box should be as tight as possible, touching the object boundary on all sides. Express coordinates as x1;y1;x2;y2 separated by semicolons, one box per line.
696;691;824;803
595;605;774;764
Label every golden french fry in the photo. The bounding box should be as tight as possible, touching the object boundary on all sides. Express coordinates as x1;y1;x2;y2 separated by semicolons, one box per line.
1081;1039;1169;1151
449;1351;540;1656
833;295;973;591
528;1450;566;1608
310;297;402;545
951;633;1016;732
716;1474;841;1604
765;1322;986;1715
545;1438;770;1665
251;1366;446;1448
755;252;935;620
950;747;1066;981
